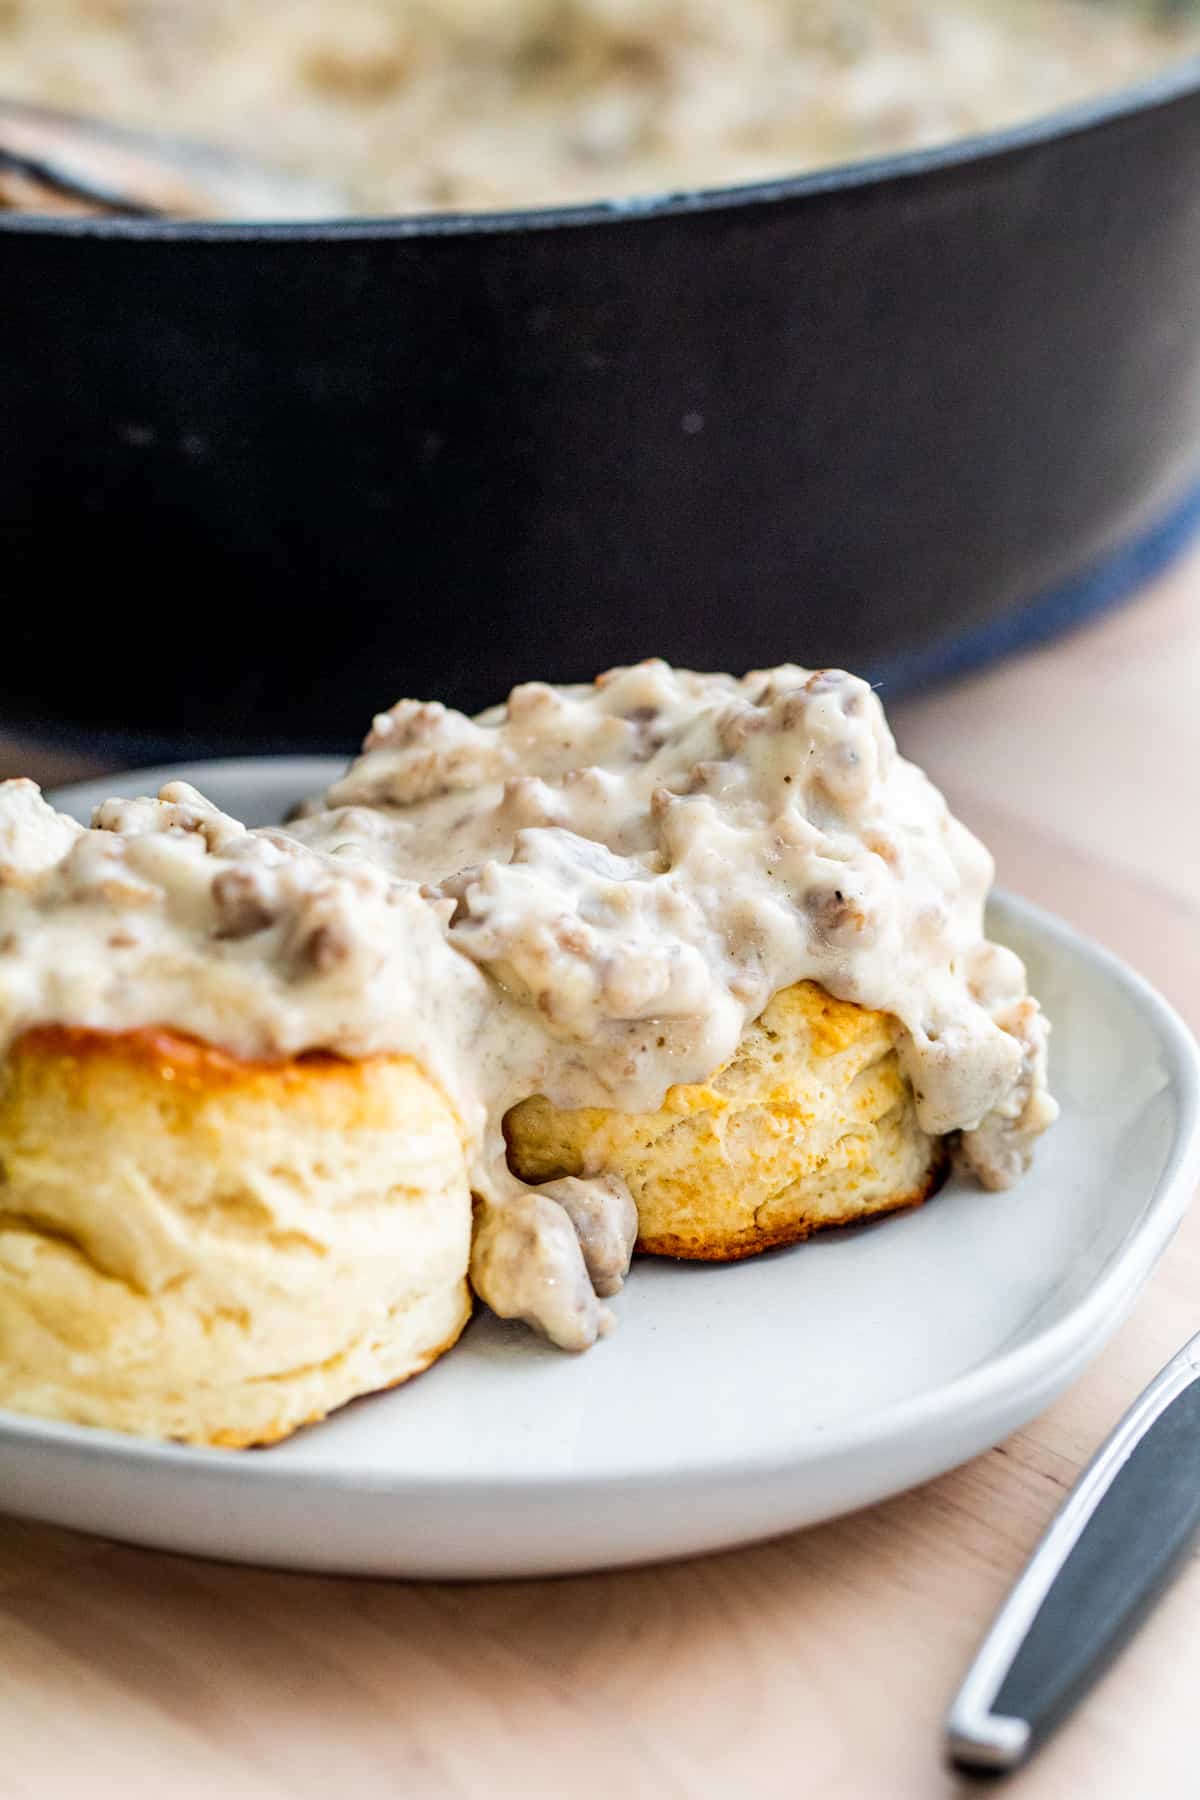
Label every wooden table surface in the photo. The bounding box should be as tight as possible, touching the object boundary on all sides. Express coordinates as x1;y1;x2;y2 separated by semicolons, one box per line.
2;557;1199;1800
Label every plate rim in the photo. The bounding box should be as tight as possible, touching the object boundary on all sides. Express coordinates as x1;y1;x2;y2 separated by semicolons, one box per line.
3;757;1197;1500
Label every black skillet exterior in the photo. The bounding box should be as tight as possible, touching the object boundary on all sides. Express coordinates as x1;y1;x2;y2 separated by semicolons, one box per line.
3;70;1200;754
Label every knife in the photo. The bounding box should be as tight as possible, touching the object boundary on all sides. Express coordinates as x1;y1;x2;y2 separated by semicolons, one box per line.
945;1331;1200;1773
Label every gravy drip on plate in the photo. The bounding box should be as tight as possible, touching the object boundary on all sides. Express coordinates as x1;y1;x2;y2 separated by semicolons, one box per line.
0;663;1056;1347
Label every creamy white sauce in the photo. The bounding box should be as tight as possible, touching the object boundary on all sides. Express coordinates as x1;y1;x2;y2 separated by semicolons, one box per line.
1;2;1198;216
0;663;1056;1346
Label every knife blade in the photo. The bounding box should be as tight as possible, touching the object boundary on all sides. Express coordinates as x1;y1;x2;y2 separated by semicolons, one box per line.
945;1330;1200;1773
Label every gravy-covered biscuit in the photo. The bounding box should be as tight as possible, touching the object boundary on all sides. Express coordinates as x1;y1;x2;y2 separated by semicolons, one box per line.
506;981;947;1259
0;661;1056;1441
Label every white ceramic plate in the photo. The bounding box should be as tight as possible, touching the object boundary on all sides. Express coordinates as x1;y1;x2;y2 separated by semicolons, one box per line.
0;757;1197;1579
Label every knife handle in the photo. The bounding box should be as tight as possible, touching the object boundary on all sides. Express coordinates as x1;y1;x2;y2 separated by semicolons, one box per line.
945;1334;1200;1773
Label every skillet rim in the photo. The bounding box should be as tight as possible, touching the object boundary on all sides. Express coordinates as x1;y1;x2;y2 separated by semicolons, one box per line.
0;49;1197;242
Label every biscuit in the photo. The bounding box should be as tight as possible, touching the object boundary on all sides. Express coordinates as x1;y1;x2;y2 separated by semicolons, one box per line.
0;1027;472;1445
505;982;948;1259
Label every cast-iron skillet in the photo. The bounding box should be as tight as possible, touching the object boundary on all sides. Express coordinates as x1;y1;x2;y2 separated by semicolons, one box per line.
4;60;1200;756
